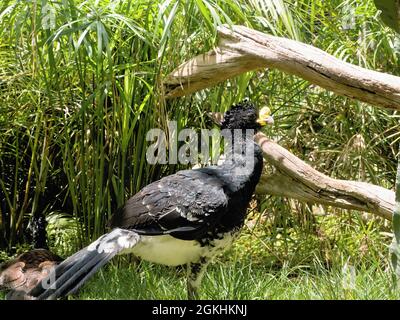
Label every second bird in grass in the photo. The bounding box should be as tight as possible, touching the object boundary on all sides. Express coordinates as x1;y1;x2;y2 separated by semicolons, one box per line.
28;99;274;300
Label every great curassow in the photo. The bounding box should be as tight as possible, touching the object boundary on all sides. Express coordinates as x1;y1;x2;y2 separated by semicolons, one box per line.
26;100;273;300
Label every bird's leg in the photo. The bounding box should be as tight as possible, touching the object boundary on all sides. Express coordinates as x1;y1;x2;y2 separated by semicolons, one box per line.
187;257;209;300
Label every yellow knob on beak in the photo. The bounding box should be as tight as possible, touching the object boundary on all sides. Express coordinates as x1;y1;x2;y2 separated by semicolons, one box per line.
256;107;274;126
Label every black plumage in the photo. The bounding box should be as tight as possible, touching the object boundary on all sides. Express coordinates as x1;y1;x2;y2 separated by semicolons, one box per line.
26;99;273;300
110;169;229;239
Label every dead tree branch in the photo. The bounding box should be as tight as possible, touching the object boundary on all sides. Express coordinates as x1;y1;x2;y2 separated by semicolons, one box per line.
165;25;400;111
255;133;394;220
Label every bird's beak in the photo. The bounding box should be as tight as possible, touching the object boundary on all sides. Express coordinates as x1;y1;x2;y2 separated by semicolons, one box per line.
256;107;274;126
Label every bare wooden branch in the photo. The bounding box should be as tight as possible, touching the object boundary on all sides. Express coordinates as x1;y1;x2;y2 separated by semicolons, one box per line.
207;111;395;220
165;25;400;111
166;26;397;220
254;133;394;220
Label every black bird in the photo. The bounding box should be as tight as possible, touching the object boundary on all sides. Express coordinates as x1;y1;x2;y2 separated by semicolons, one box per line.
28;100;274;300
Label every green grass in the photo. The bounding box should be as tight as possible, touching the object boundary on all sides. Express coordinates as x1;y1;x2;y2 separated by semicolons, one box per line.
43;258;397;300
0;254;398;300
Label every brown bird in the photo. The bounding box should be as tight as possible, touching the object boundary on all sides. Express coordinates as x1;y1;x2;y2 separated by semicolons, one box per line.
0;249;63;300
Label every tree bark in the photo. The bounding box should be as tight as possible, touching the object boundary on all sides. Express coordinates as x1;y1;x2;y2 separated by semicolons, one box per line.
164;25;400;111
254;133;394;220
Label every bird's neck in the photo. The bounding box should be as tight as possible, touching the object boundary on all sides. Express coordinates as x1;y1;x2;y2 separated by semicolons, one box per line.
221;131;263;195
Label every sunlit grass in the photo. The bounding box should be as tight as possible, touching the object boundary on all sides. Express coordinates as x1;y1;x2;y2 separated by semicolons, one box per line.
0;249;397;300
66;258;398;300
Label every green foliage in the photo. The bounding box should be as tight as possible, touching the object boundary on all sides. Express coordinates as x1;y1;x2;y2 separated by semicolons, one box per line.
390;156;400;281
0;1;399;300
46;212;81;257
374;0;400;33
232;201;391;270
0;0;236;248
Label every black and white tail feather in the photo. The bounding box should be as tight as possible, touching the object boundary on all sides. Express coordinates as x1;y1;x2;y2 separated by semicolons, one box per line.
29;229;140;300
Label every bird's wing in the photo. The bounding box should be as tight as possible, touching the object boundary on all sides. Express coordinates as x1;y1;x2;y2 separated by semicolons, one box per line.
109;168;229;240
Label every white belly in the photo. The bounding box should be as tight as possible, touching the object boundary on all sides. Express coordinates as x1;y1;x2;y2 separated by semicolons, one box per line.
122;233;235;266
